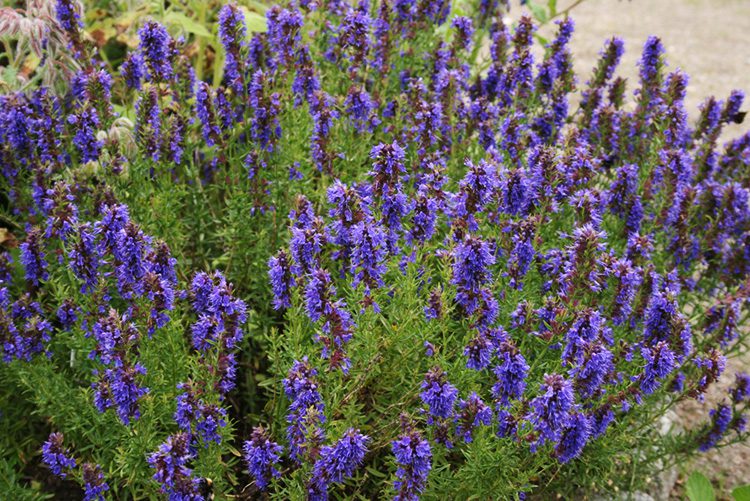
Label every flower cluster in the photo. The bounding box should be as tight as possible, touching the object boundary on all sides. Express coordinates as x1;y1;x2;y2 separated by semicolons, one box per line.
82;463;110;501
392;419;432;500
174;381;228;445
42;433;110;499
283;358;326;462
148;432;204;500
243;426;284;491
308;429;369;499
189;271;248;394
89;310;150;424
41;432;77;478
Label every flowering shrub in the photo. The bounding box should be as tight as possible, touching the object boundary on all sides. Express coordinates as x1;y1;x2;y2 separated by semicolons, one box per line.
1;0;750;499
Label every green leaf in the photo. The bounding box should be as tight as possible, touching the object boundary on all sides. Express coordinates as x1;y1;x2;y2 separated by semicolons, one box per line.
686;472;715;501
733;485;750;501
525;0;548;23
534;34;549;47
240;7;268;33
547;0;558;17
242;0;269;13
163;11;212;38
365;466;387;479
1;66;17;86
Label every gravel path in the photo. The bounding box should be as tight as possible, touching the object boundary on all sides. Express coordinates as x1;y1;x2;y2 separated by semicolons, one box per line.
531;0;750;140
523;1;750;497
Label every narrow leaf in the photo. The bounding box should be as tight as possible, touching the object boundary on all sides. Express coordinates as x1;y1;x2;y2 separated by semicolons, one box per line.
547;0;558;16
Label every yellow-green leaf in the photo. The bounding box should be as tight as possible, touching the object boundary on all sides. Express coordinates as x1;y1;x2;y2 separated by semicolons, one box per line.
240;7;268;33
241;0;269;14
686;472;715;501
164;11;213;38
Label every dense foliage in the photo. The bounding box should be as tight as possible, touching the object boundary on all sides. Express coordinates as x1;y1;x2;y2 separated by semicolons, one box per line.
1;0;750;499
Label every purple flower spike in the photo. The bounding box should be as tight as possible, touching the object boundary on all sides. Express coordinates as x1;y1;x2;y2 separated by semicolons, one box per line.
82;463;110;501
526;374;575;450
244;426;284;491
309;429;369;500
555;412;591;463
138;21;174;82
392;419;432;501
42;432;76;478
